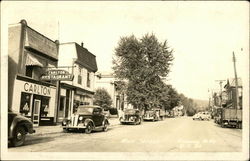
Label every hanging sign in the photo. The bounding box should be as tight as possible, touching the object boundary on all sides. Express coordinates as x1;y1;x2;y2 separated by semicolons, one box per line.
41;69;74;81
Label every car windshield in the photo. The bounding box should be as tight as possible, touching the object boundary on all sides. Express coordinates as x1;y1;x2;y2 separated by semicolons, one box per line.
124;109;136;114
77;107;94;114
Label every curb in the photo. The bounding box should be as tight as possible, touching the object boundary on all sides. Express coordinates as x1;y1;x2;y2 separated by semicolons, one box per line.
32;118;120;136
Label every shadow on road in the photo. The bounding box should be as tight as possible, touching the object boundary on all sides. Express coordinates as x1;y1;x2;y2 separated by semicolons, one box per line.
8;136;54;148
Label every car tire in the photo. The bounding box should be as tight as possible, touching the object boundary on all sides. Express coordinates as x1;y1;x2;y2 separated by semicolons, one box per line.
63;128;69;133
138;118;141;125
103;121;108;132
11;126;26;147
85;123;93;134
135;118;141;125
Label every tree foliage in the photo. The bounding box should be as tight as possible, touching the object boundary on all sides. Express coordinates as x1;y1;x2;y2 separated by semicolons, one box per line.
93;88;112;110
113;33;174;110
159;85;180;111
179;93;197;116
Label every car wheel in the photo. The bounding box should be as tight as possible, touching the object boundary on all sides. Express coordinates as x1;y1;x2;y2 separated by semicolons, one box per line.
63;128;69;133
85;123;93;134
138;118;141;125
103;121;108;132
11;126;26;147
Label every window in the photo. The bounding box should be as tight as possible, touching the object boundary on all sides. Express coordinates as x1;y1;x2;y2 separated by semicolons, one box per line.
78;67;82;84
25;66;33;77
87;71;90;87
20;92;31;116
41;97;50;117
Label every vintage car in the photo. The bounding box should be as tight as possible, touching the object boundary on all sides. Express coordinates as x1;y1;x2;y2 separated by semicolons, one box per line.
143;109;160;121
192;112;211;121
8;109;36;147
119;109;142;125
62;105;109;134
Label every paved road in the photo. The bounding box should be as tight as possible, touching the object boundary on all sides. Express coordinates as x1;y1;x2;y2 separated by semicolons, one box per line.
8;116;242;152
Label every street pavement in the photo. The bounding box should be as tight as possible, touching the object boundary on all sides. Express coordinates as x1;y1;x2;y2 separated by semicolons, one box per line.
8;116;242;152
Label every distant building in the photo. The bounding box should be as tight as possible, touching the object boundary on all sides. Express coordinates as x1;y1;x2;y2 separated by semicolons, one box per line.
224;78;242;109
58;42;98;121
8;20;59;126
95;72;132;112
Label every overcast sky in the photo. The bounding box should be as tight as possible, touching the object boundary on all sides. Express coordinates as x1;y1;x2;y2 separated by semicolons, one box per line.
2;1;249;100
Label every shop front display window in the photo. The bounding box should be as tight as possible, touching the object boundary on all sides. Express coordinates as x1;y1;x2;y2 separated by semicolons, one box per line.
20;92;31;116
41;97;50;117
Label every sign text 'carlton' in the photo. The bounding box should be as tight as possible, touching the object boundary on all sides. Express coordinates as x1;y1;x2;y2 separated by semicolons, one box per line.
24;83;51;96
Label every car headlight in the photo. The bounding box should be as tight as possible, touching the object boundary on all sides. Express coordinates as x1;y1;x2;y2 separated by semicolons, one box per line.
62;120;67;125
79;116;83;121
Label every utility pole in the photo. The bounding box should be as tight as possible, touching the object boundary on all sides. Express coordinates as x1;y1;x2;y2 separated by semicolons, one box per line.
232;52;239;109
215;80;226;108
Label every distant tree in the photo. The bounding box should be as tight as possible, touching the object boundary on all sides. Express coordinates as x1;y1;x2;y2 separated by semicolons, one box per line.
93;88;112;110
113;33;174;111
159;84;180;111
179;93;197;116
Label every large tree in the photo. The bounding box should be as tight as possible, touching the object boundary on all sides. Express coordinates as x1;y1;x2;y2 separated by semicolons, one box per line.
113;33;174;110
93;88;112;110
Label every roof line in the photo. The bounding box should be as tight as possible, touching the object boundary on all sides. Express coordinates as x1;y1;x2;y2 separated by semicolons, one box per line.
26;25;57;44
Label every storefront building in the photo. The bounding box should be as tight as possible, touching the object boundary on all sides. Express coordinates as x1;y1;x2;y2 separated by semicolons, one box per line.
57;42;98;121
8;20;59;126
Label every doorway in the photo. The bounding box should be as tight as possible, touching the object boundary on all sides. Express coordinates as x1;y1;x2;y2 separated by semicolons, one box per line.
33;99;41;127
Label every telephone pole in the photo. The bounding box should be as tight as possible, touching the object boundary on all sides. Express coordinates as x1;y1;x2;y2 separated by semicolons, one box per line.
232;52;239;109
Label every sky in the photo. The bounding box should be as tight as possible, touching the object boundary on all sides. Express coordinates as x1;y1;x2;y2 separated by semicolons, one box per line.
1;1;249;100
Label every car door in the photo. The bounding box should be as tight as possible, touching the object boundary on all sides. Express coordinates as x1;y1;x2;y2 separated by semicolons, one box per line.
92;108;103;127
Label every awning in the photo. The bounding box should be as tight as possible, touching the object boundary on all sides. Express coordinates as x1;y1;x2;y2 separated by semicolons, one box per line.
25;54;43;67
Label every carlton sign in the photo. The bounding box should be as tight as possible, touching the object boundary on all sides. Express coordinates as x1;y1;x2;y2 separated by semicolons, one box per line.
41;69;74;81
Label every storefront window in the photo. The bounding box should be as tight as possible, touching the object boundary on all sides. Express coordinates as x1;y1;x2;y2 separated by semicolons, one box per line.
20;92;31;115
41;97;50;117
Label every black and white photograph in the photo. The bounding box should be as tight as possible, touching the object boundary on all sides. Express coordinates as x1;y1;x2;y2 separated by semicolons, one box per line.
1;1;249;160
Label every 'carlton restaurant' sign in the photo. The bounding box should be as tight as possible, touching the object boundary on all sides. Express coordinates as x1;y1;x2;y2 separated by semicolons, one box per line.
41;69;74;81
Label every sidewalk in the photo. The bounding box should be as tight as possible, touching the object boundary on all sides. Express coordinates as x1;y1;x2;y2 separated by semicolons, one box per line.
32;116;120;136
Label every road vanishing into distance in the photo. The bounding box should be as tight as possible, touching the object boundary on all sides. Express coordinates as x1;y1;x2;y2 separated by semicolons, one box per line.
9;116;242;152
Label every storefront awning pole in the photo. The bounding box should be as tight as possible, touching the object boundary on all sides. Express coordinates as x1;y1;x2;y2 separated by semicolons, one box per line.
54;80;61;123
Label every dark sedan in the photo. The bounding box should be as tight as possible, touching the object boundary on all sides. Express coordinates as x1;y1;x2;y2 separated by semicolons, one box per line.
62;105;109;134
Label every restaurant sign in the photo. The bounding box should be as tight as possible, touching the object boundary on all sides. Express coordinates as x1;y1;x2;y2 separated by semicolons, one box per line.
41;69;74;81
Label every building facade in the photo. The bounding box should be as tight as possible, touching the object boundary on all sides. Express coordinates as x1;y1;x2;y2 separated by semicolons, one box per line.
95;72;132;113
8;20;59;126
57;42;98;121
224;78;243;109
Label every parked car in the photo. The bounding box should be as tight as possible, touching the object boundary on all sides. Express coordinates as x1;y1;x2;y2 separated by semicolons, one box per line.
143;109;160;121
8;109;35;147
192;112;211;121
119;109;142;125
103;109;110;118
62;105;109;134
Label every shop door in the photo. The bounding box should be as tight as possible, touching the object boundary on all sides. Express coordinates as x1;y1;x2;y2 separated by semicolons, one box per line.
33;99;41;127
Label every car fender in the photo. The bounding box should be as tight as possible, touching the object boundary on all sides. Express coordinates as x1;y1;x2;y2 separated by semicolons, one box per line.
84;119;95;128
9;116;32;139
102;119;110;126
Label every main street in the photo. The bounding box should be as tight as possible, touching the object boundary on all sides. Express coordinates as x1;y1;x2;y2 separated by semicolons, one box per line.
8;117;242;152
